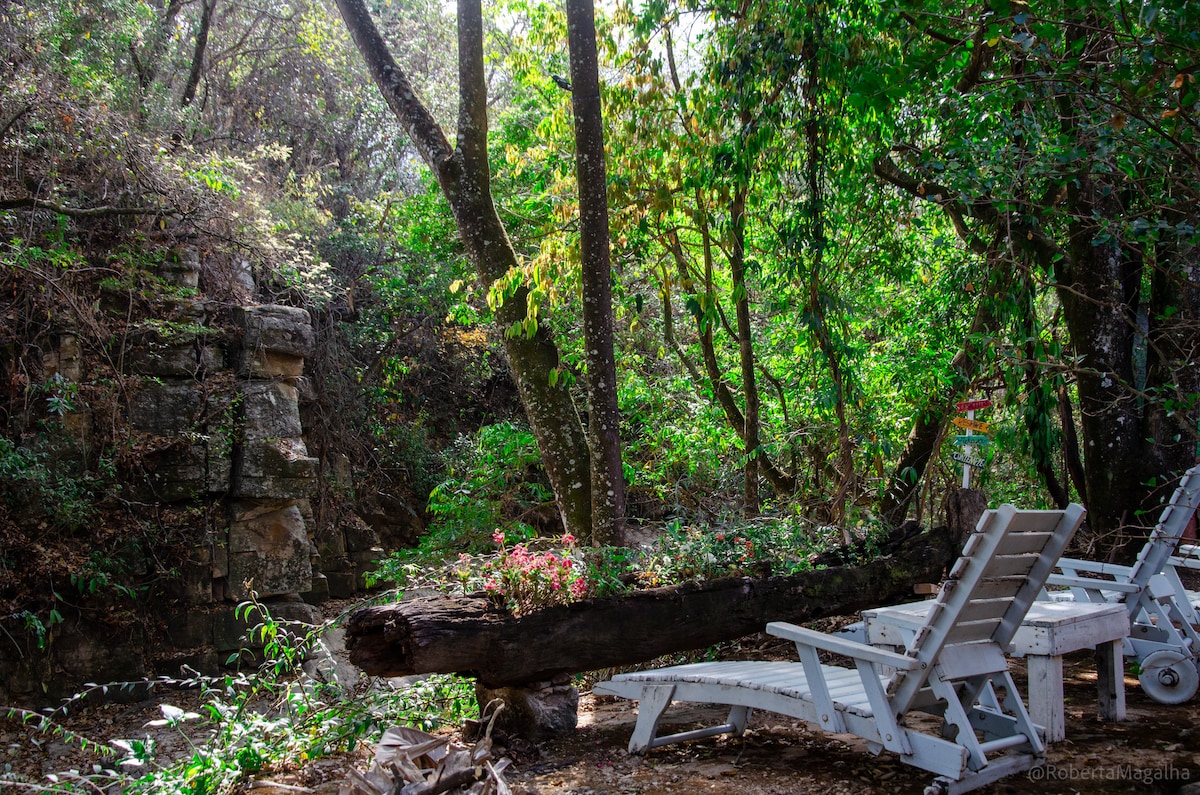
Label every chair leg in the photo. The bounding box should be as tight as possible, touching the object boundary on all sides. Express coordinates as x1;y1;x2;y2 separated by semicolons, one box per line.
725;705;751;736
629;684;676;754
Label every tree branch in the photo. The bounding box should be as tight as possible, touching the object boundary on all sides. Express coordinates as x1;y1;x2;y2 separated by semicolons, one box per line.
898;11;967;46
334;0;455;177
873;152;1070;269
955;25;996;94
180;0;217;109
0;197;165;217
873;153;991;252
0;103;34;142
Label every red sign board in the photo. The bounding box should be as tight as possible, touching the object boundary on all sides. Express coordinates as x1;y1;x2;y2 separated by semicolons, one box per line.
955;399;993;412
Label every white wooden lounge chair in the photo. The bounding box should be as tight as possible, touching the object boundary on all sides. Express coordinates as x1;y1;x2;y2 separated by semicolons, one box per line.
1167;541;1200;624
1165;480;1200;625
1044;465;1200;703
595;504;1085;795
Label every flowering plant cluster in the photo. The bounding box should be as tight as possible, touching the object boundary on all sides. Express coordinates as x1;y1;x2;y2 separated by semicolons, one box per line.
373;516;881;615
455;531;588;615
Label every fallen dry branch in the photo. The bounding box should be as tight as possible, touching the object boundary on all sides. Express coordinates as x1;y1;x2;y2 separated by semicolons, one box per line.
341;725;512;795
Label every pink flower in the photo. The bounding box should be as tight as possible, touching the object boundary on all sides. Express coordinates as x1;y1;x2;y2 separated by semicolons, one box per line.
493;530;506;546
570;579;587;598
561;533;576;546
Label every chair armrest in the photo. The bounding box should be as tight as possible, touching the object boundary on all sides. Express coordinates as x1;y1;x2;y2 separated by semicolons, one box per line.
1045;573;1141;593
766;621;921;670
1171;548;1200;570
1054;557;1135;578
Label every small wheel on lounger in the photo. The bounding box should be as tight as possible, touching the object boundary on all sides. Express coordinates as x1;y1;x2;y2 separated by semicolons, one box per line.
1138;649;1199;704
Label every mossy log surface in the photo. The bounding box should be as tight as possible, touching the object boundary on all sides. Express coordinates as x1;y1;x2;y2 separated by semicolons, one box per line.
345;522;960;687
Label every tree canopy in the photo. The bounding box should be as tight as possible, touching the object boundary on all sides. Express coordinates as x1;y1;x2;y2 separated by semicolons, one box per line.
2;0;1197;568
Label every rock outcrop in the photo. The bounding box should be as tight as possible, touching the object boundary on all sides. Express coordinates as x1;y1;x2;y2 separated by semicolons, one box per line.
0;247;394;702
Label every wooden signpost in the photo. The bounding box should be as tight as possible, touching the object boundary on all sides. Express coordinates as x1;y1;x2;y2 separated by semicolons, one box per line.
952;416;990;433
953;398;992;488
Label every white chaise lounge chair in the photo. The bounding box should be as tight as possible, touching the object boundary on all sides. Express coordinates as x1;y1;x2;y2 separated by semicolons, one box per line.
1045;465;1200;703
595;504;1085;795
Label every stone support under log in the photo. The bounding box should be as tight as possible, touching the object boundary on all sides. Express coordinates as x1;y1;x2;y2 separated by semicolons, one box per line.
475;676;579;740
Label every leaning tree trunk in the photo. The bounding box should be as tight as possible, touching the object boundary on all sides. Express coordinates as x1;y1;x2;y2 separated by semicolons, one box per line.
336;0;594;536
345;522;957;687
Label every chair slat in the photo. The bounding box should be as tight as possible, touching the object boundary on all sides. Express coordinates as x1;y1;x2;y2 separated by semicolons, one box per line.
972;576;1031;600
983;553;1042;579
995;531;1054;556
942;617;1002;644
958;597;1016;624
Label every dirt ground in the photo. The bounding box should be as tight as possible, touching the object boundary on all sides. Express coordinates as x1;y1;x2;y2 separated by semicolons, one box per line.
510;654;1200;795
4;641;1199;795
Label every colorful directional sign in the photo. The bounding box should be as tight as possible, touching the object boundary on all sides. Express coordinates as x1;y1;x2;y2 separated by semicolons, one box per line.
952;452;987;469
952;434;989;446
955;399;993;412
952;416;990;432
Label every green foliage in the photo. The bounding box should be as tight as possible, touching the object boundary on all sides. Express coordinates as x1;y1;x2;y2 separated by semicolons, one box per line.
366;422;554;590
628;516;863;587
0;435;99;533
423;422;552;552
69;552;140;600
14;609;64;651
0;600;478;795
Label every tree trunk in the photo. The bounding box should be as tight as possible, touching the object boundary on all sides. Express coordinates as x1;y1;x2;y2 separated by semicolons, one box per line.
876;263;1000;526
180;0;216;109
1058;205;1145;550
800;20;853;531
131;0;184;94
564;0;625;546
669;217;795;496
728;180;760;516
345;522;957;687
335;0;594;537
871;154;1016;527
1054;15;1162;555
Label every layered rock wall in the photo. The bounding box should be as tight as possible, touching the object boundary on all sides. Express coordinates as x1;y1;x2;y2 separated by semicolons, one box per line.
0;247;390;702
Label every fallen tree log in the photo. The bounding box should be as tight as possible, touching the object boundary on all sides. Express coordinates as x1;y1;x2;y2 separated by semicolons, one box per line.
345;521;960;687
